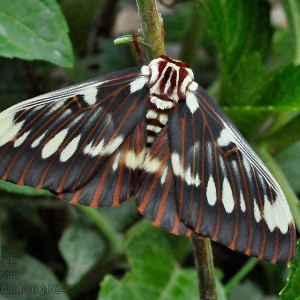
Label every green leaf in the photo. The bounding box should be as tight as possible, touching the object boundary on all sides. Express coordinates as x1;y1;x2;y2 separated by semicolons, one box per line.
219;53;271;106
270;27;294;69
228;280;276;300
198;0;272;74
99;221;225;300
280;0;300;64
279;239;300;300
0;249;70;300
221;63;300;143
276;139;300;193
59;223;106;285
260;112;300;154
0;0;74;67
258;64;300;107
0;180;51;196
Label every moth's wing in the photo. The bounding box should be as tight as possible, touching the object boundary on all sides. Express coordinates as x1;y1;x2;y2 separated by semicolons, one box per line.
135;127;197;238
0;67;148;206
168;85;296;263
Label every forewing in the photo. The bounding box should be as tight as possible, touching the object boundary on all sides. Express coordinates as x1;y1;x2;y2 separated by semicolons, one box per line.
0;67;148;206
169;86;296;263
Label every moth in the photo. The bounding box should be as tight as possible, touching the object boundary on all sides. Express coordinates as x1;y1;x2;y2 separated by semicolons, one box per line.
0;55;296;263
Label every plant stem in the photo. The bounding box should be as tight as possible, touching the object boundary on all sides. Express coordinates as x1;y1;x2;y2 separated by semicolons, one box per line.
136;0;166;60
193;238;217;300
255;143;300;232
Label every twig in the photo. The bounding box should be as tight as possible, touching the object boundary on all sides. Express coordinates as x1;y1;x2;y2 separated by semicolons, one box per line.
136;0;166;61
193;238;217;300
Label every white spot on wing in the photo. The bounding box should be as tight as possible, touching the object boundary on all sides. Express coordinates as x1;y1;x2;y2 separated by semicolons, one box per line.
14;130;31;147
60;134;81;162
171;153;200;186
0;119;24;147
186;91;199;114
0;114;15;136
42;128;69;159
143;155;162;173
112;152;121;171
160;166;169;184
130;76;147;93
32;131;47;148
222;177;235;213
83;85;98;105
83;140;93;155
240;191;246;212
104;136;124;155
171;153;181;176
264;196;276;232
206;175;217;206
253;199;261;222
124;149;145;169
273;196;293;234
185;166;200;186
217;128;233;147
91;139;105;157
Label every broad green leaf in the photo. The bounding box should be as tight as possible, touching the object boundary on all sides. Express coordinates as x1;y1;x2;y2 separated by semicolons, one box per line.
0;180;51;196
59;223;106;285
279;239;300;300
99;221;225;300
258;64;300;107
219;52;271;107
224;106;300;142
228;280;277;300
276;139;300;193
222;63;300;143
198;0;272;76
0;249;69;300
261;112;300;154
0;0;73;67
280;0;300;65
270;27;294;69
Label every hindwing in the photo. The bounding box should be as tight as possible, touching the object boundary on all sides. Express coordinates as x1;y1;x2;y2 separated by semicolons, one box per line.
168;86;296;263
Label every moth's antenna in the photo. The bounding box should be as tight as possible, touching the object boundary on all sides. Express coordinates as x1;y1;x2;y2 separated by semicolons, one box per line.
132;33;147;65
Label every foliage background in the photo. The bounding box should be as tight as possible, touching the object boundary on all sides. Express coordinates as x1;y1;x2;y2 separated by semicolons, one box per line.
0;0;300;299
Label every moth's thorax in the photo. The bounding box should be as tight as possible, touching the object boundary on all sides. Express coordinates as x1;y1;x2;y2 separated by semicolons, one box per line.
142;56;195;102
142;56;196;149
